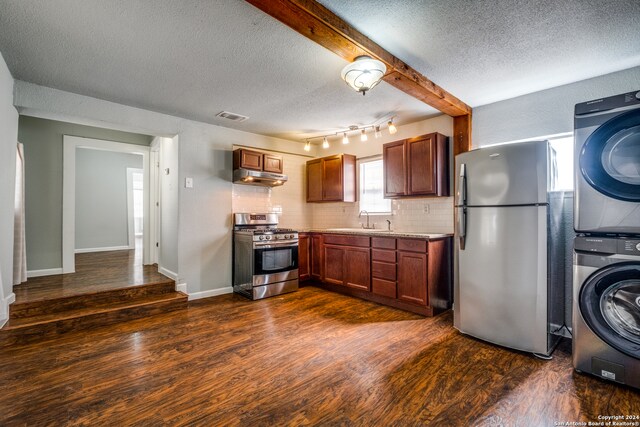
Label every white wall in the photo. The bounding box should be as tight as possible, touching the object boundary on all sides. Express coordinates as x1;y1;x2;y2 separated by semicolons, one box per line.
13;80;315;297
160;136;179;276
75;148;143;251
473;66;640;147
0;52;18;323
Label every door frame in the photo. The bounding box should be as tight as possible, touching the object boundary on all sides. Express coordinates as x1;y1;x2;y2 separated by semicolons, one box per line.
126;167;144;249
62;136;150;273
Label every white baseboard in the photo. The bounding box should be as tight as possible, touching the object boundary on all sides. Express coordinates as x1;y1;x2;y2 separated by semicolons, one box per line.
27;268;63;278
75;245;131;254
0;293;16;328
188;287;233;301
176;283;187;293
158;267;178;281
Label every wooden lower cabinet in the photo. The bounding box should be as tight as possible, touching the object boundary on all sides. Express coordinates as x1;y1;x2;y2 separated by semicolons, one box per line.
397;251;428;306
310;234;452;317
323;244;370;290
298;233;310;282
311;234;323;280
345;247;371;291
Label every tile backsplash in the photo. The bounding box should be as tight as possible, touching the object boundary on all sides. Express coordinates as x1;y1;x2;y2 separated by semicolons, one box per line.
232;148;454;233
311;197;454;233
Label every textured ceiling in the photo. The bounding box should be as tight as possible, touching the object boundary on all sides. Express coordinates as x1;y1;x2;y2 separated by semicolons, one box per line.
319;0;640;107
0;0;639;143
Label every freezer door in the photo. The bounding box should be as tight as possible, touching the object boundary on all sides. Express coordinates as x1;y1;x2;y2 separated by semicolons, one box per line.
454;205;549;354
455;141;549;206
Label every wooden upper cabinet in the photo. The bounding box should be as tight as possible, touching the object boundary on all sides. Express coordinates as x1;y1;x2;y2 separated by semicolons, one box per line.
383;132;449;198
306;154;356;203
306;159;323;202
234;149;262;171
233;149;284;174
263;154;283;174
383;140;406;197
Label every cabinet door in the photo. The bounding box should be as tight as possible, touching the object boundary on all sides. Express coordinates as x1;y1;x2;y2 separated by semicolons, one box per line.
383;140;406;197
240;149;263;170
345;247;371;291
311;234;323;280
323;245;345;285
298;234;310;281
263;154;283;174
322;156;344;201
397;251;428;306
407;135;437;196
307;159;323;202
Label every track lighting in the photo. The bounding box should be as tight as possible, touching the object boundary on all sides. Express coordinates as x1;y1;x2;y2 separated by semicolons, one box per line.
388;120;397;135
304;141;311;152
375;125;382;138
360;129;368;142
342;132;349;145
322;137;329;149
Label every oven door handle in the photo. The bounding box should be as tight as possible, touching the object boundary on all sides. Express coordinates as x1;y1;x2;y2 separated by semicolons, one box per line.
253;241;299;249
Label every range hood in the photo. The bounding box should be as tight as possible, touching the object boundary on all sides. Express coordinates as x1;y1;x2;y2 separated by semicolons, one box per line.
233;168;288;187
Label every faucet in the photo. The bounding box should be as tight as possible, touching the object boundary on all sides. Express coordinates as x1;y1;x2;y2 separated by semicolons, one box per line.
386;219;392;231
358;210;372;229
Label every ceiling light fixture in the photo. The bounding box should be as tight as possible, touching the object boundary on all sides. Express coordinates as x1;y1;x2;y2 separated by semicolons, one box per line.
342;132;349;145
374;125;382;138
340;55;387;95
304;141;311;152
322;137;329;149
388;119;398;135
360;129;368;142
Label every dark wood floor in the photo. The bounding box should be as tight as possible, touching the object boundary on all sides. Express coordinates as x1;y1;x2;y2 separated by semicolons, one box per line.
0;286;638;426
14;248;170;303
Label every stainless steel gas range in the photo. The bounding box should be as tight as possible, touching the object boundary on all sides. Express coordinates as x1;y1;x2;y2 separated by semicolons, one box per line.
232;213;299;300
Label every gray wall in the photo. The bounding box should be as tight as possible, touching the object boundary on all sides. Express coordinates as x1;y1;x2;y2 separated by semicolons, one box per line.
75;149;143;251
0;52;17;315
473;66;640;147
17;115;152;271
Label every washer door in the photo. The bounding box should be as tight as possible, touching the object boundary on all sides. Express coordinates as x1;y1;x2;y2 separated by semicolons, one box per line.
580;109;640;202
580;262;640;359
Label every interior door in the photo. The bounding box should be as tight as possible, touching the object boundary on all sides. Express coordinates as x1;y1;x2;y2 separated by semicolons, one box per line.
456;205;548;354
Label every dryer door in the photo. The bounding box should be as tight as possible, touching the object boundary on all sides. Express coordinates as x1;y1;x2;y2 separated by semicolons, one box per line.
580;262;640;359
580;108;640;202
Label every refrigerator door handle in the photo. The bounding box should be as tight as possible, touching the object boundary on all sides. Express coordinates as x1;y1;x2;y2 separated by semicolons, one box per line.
457;207;466;250
457;163;467;206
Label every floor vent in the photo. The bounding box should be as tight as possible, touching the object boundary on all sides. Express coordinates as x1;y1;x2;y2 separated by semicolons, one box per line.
216;111;249;122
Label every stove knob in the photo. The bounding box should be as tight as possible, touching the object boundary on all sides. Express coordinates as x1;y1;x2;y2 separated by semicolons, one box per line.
286;234;292;239
259;235;265;241
265;235;271;240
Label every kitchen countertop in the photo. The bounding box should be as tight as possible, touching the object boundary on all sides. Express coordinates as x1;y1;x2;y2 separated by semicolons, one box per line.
300;228;453;240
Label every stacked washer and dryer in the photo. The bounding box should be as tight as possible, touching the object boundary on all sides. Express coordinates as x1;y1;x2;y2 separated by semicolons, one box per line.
573;90;640;388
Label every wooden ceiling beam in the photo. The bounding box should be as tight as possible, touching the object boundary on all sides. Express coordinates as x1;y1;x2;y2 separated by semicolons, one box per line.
245;0;472;118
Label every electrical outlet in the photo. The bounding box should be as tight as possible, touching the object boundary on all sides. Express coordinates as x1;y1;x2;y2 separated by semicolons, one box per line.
424;203;430;213
185;177;193;188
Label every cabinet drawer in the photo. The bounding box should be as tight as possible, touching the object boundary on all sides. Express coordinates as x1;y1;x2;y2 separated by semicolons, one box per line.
323;234;370;247
372;278;396;299
372;261;396;281
371;237;396;250
397;239;427;253
372;249;396;263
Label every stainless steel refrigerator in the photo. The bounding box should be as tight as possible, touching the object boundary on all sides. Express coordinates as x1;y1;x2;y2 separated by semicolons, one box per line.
453;140;564;356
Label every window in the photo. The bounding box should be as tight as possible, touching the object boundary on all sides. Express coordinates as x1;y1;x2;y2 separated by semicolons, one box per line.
548;135;574;191
359;159;391;214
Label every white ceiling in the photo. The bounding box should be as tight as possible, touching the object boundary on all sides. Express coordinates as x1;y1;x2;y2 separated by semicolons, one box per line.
0;0;638;143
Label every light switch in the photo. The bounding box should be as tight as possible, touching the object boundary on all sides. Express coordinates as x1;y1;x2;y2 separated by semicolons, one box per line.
185;177;193;188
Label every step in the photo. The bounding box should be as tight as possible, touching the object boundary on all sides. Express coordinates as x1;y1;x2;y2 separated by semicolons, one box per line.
0;291;188;347
10;280;176;319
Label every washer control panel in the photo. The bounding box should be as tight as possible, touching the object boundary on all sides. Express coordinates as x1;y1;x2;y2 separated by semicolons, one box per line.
575;236;640;255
